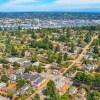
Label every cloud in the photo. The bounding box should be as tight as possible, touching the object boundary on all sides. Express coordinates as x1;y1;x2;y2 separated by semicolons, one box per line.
1;0;100;12
54;0;100;5
5;0;37;7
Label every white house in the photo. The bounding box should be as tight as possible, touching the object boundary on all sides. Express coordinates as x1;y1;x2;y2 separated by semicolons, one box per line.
87;64;94;71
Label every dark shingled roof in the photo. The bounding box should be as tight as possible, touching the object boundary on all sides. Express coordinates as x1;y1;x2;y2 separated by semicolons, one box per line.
29;74;41;81
23;73;31;79
34;77;45;85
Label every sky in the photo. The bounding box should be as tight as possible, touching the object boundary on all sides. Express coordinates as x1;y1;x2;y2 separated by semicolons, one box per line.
0;0;100;12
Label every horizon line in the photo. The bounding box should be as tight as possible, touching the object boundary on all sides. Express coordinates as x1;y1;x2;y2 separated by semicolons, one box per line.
0;11;100;13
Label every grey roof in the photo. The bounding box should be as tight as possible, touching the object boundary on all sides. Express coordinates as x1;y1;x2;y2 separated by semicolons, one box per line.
69;87;77;94
23;73;31;79
34;77;45;85
21;84;30;90
30;74;41;82
23;62;32;67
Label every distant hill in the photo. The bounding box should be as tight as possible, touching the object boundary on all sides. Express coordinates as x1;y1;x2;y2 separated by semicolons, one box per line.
0;12;100;20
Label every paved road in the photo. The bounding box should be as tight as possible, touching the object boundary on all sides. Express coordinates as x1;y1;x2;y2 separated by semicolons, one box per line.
62;35;98;75
27;34;98;100
27;79;50;100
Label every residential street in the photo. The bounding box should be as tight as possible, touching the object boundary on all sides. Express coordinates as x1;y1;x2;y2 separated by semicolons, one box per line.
62;35;99;75
27;34;98;100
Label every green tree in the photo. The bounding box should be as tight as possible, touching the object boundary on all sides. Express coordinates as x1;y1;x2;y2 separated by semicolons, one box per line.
86;74;95;84
95;74;100;86
85;33;91;43
7;91;14;99
70;42;75;53
3;64;10;69
13;62;20;70
93;46;99;54
64;53;68;61
45;80;59;100
55;44;60;53
11;46;18;56
74;72;83;82
6;44;12;53
95;66;100;72
60;91;69;100
1;75;9;83
92;39;99;46
17;79;26;89
33;93;40;100
66;28;70;38
48;54;56;63
57;53;62;64
31;33;37;39
35;66;43;73
13;62;20;67
31;56;37;63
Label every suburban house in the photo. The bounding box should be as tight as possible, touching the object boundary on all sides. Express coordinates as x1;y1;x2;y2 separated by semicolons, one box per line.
69;87;78;95
29;73;46;88
1;84;16;92
0;82;6;89
22;72;46;88
9;69;24;80
6;57;29;66
22;61;32;67
5;68;16;75
32;61;40;66
74;97;86;100
59;84;70;95
78;88;87;96
86;64;94;71
67;70;77;78
42;64;51;69
23;73;31;79
9;74;17;81
21;84;30;91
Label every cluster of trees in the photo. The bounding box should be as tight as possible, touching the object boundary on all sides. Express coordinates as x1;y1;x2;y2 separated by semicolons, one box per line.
85;33;91;43
0;58;9;64
92;39;100;46
13;62;20;70
45;80;69;100
31;40;53;50
32;93;40;100
95;66;100;72
31;56;38;63
93;46;99;54
6;45;19;57
87;90;100;100
1;75;9;83
45;80;59;100
3;64;10;69
48;52;68;64
7;91;14;99
74;72;100;86
34;66;43;73
16;79;26;90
